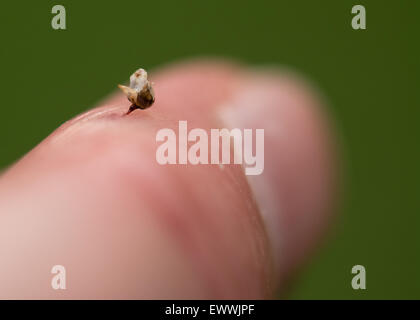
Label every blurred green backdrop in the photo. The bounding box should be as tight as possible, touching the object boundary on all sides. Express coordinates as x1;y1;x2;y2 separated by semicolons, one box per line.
0;0;419;299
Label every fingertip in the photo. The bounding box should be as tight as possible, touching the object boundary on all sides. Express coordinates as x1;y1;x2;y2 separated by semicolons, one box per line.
218;68;337;282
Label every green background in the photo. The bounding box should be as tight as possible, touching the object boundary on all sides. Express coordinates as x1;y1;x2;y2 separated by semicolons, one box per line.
0;1;419;299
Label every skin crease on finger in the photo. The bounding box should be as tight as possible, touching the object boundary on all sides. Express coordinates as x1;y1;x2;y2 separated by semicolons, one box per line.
0;60;334;299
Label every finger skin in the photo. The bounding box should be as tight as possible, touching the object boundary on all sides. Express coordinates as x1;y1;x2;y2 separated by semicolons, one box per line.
0;60;334;298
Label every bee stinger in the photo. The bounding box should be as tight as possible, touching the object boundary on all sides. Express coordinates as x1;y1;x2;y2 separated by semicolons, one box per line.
118;68;155;115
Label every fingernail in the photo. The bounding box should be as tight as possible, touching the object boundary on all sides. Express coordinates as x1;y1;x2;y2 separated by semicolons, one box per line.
218;69;335;281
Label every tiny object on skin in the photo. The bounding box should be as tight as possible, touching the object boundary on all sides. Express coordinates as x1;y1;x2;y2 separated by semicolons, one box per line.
118;68;155;115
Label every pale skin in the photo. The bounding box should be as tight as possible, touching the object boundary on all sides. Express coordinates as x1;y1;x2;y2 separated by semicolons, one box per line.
0;60;335;299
